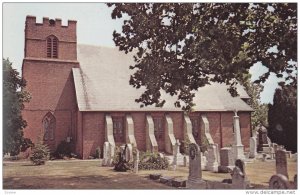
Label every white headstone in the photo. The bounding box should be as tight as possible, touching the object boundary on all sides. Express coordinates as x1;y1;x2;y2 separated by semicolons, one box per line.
205;144;219;172
102;142;110;166
249;137;257;158
125;144;133;162
133;149;139;173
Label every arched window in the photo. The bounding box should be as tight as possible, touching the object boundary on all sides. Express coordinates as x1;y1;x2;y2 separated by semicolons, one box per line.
46;35;58;58
42;112;56;141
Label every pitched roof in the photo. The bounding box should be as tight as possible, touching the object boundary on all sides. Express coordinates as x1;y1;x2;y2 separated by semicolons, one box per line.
73;44;253;112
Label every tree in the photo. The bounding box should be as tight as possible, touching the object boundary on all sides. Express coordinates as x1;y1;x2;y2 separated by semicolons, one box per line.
107;3;297;111
268;82;297;152
240;74;268;131
3;58;33;156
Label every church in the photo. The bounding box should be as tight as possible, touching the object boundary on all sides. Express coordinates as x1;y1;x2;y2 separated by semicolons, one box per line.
22;16;253;159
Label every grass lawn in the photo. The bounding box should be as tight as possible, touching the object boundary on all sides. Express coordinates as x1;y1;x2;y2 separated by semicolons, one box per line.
3;158;297;189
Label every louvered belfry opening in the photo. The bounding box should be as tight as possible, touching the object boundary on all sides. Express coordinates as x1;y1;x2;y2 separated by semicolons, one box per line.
46;35;58;58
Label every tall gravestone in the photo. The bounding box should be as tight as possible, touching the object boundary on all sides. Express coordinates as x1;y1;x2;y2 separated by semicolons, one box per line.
249;137;257;158
187;143;206;189
258;125;269;152
102;142;109;166
276;149;289;179
133;148;139;173
205;144;219;172
232;111;245;161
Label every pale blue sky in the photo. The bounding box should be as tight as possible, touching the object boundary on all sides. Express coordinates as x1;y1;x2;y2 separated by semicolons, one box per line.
3;2;282;104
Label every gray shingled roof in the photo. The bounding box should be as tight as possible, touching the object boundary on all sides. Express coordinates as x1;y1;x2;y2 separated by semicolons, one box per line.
73;44;253;112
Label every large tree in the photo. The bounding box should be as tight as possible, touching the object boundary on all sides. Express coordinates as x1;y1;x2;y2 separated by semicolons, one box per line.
240;74;268;131
268;82;297;152
107;3;297;110
3;58;33;156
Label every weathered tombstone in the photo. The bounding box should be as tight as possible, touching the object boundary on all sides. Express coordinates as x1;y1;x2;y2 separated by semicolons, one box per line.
218;147;234;173
201;152;207;170
276;149;289;179
133;148;139;174
187;143;206;189
249;137;257;158
231;159;249;189
269;146;275;160
102;142;110;166
258;125;270;152
107;143;115;166
114;145;130;172
172;140;180;168
232;111;245;161
293;174;297;189
125;143;133;162
269;174;290;189
183;154;187;167
205;144;219;172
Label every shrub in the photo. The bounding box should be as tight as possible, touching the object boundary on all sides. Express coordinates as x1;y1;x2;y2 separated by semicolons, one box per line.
30;141;50;165
54;140;72;159
128;151;169;170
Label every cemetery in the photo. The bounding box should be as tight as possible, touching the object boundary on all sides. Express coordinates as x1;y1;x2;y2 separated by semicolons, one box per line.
3;114;297;190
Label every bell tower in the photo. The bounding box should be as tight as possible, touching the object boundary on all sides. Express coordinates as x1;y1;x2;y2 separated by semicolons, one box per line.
22;16;79;151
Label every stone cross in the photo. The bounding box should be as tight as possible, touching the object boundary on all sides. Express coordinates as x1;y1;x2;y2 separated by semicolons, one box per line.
187;143;206;189
205;144;219;172
249;137;257;158
232;111;245;161
276;149;289;179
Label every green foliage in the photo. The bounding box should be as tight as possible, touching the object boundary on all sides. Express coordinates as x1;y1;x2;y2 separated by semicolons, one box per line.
30;140;50;165
240;74;269;130
132;151;169;170
3;58;32;155
54;140;73;159
107;3;297;111
268;82;297;152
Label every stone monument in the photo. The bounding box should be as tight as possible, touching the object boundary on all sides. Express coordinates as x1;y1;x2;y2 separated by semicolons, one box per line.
205;144;219;172
187;143;206;189
257;125;270;152
276;149;289;179
232;110;245;161
218;147;234;173
249;137;257;158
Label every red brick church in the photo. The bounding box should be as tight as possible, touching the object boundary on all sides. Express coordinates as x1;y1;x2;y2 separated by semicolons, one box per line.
22;16;253;159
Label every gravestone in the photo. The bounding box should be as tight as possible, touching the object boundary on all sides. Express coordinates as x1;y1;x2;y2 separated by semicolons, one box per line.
276;149;289;179
231;159;249;189
125;143;133;162
108;143;115;166
232;111;245;161
133;148;139;173
218;147;234;173
205;144;219;172
258;125;270;152
201;152;207;170
187;143;206;189
102;142;109;166
269;174;290;189
269;146;275;160
249;137;257;158
172;140;180;169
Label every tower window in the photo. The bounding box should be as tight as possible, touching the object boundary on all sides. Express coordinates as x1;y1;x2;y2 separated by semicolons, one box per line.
46;35;58;58
42;112;56;141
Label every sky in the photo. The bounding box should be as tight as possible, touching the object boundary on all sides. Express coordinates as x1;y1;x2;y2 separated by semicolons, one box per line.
2;2;284;104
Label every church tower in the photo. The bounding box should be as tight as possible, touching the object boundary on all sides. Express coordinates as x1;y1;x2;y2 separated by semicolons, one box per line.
22;16;79;152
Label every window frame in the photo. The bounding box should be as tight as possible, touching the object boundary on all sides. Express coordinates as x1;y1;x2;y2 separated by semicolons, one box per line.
42;112;56;141
46;35;58;58
112;117;125;142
